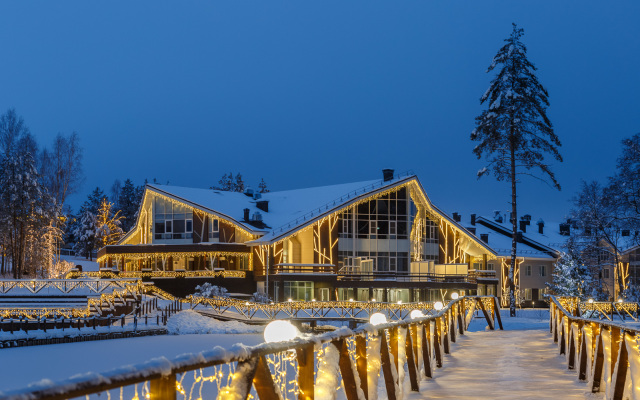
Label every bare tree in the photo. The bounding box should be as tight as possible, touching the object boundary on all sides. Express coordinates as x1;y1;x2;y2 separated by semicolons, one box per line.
40;132;84;208
0;108;30;157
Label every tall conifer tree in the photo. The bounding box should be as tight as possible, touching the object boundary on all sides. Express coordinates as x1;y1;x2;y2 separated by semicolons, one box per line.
471;24;562;316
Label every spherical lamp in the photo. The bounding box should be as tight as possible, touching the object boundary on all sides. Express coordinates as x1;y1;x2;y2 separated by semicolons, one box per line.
264;320;300;343
370;312;387;325
434;301;444;311
410;310;424;319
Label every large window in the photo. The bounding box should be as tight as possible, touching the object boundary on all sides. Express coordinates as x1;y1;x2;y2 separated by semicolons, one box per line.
209;218;219;241
539;265;546;277
153;197;193;240
284;281;313;301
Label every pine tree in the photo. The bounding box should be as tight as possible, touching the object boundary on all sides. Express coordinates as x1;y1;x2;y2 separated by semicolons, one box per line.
258;178;269;193
233;173;245;193
117;179;141;232
471;24;562;316
72;187;106;260
546;252;596;299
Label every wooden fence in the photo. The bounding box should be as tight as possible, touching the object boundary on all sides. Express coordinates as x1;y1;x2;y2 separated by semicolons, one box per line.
0;296;501;400
550;295;640;400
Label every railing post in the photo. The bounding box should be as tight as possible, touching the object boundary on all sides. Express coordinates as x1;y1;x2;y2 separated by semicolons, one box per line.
591;331;605;393
356;335;368;400
335;339;361;400
422;322;432;378
568;322;576;370
434;319;443;368
150;373;177;400
404;326;419;392
296;344;315;400
612;330;628;400
389;327;399;373
379;329;397;400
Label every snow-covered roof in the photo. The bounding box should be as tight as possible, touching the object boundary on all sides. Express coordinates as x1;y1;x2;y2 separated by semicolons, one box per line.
470;220;556;260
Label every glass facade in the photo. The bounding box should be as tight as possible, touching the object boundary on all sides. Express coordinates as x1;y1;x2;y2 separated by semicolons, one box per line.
153;197;193;241
284;281;313;301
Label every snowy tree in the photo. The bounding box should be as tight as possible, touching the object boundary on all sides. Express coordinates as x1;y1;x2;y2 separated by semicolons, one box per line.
110;179;122;205
471;24;562;316
72;207;98;260
258;178;269;193
608;133;640;235
194;283;228;298
95;198;124;248
571;180;626;299
546;252;597;299
117;179;142;232
233;173;245;193
0;108;30;157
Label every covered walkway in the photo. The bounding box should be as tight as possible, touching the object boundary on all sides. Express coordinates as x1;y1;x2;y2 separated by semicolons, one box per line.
410;324;602;400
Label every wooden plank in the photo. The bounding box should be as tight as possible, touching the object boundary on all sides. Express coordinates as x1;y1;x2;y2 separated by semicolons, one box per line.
493;297;504;330
457;304;465;335
449;310;456;343
560;319;566;355
356;335;368;400
404;328;419;391
612;331;629;400
379;330;397;400
591;333;605;393
335;339;360;400
410;325;419;368
422;322;433;378
434;319;443;368
610;327;620;379
296;344;314;400
150;373;176;400
442;316;450;354
253;356;281;400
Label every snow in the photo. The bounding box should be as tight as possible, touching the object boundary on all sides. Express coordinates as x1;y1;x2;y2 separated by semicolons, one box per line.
0;332;264;393
166;310;263;334
60;254;99;272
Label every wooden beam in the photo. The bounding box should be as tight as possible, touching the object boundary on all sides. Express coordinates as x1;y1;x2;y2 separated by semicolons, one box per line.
226;358;259;400
591;333;605;393
449;310;456;343
434;319;443;368
379;330;397;400
356;335;368;400
296;344;315;400
422;322;433;378
612;331;629;400
560;319;566;355
567;323;576;370
493;297;504;330
477;299;495;330
389;327;399;373
457;304;465;335
578;325;588;381
253;356;281;400
335;340;360;400
404;328;419;391
150;373;176;400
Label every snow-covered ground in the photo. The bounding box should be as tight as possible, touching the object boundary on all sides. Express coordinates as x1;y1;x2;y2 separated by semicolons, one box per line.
60;254;99;272
167;310;263;334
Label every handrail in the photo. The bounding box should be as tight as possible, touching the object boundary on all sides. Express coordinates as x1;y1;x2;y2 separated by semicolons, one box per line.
0;295;500;400
549;295;640;398
0;279;139;295
65;270;246;279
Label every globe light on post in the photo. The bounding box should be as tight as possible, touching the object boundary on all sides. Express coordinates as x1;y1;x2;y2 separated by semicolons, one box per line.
370;312;387;325
451;292;459;300
618;298;623;303
410;310;424;319
434;301;444;311
264;320;300;343
588;298;594;304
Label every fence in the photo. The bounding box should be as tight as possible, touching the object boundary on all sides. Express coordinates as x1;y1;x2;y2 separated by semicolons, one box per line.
0;295;500;400
550;295;640;399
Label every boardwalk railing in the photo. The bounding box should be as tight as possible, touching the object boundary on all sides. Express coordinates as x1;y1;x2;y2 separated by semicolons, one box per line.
0;279;139;295
65;270;246;279
550;295;640;399
0;295;500;400
189;295;505;325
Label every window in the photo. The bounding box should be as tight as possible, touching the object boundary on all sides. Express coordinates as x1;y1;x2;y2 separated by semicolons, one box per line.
209;218;219;241
525;265;532;276
370;221;378;235
165;220;173;233
488;263;494;271
153;197;193;240
603;268;610;279
389;221;397;235
524;288;532;300
539;265;546;277
284;281;313;301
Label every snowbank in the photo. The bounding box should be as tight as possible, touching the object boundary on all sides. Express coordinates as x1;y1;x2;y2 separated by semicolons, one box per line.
166;310;263;335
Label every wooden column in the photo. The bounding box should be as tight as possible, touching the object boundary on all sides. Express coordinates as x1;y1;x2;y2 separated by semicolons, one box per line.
422;322;433;378
150;373;177;400
612;331;629;400
356;335;368;400
379;330;397;400
404;328;419;391
296;344;314;400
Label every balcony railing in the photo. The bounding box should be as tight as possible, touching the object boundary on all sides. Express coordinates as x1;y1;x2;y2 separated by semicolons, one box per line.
337;270;473;283
271;263;335;274
468;269;498;281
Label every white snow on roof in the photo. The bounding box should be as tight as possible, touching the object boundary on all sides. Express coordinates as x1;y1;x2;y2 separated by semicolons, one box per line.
469;222;555;259
148;176;410;239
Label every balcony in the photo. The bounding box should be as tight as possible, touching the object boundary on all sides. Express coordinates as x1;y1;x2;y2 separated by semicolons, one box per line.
469;269;498;282
271;264;335;274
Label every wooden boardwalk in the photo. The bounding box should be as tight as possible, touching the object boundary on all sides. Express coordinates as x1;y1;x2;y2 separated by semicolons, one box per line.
409;328;603;400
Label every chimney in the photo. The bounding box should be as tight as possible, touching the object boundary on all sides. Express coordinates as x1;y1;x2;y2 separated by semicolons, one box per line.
519;220;527;233
256;200;269;213
244;187;254;197
243;208;250;222
382;169;395;182
559;223;570;236
467;227;476;235
480;233;489;244
471;214;476;225
452;212;461;222
537;219;544;234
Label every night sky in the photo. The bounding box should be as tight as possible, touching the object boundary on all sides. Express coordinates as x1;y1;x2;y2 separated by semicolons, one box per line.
1;1;638;225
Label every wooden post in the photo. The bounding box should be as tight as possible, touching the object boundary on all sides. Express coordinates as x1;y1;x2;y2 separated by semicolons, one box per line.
404;328;419;391
422;322;433;378
442;316;450;354
578;325;588;381
296;344;314;400
477;299;495;330
457;303;465;335
610;327;620;381
493;297;504;330
410;325;420;368
335;340;360;400
434;320;443;368
449;309;456;343
150;373;177;400
356;335;368;400
226;358;259;400
567;323;576;370
560;318;566;355
612;331;629;400
379;330;397;400
389;327;399;373
591;333;605;393
253;356;282;400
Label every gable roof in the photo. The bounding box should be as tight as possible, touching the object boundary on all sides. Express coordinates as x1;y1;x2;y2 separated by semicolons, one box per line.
126;174;496;256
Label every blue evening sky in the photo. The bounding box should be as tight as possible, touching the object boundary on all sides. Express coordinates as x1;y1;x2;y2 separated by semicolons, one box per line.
0;1;638;225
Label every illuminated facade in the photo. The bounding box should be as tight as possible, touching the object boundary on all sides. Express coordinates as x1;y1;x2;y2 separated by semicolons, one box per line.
98;171;499;301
